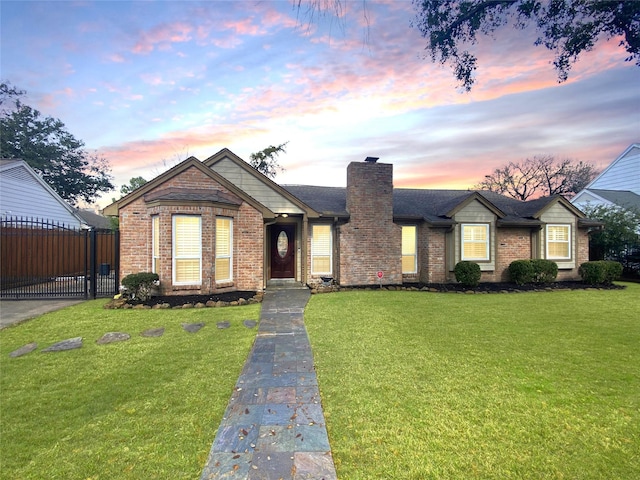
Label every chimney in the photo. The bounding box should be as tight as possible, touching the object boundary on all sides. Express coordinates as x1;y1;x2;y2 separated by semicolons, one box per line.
340;157;402;285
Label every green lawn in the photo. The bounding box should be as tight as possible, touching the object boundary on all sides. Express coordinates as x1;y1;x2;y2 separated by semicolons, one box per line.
305;284;640;479
0;300;260;480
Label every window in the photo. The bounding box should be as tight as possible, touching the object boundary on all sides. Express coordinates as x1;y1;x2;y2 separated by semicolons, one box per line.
402;226;417;274
311;224;332;274
546;224;571;259
172;215;201;285
152;215;160;273
215;217;232;282
461;224;489;261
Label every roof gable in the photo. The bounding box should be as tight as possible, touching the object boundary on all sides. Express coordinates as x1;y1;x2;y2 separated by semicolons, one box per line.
103;156;274;218
583;143;640;194
0;159;83;227
203;149;320;218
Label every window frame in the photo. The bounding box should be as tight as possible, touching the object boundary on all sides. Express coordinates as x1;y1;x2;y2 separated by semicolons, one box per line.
152;215;160;274
546;224;571;260
215;217;233;283
402;225;417;274
461;223;490;261
311;224;333;275
172;215;202;285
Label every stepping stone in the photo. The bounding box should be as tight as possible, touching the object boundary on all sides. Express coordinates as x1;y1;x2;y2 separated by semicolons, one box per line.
97;332;131;345
41;337;82;353
217;321;231;329
9;342;38;358
182;322;205;333
243;320;257;329
141;327;165;337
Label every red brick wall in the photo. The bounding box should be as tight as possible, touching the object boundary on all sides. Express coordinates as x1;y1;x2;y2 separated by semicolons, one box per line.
340;162;402;285
416;225;447;284
119;166;264;295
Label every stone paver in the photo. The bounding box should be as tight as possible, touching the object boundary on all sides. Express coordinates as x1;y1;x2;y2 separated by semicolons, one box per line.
201;287;337;480
41;337;83;352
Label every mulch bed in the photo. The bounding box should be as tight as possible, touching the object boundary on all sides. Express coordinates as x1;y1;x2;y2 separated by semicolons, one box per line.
126;281;625;308
128;291;258;308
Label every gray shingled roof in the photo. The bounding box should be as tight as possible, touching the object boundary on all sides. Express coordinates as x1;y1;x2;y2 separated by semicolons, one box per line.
589;189;640;210
283;185;567;226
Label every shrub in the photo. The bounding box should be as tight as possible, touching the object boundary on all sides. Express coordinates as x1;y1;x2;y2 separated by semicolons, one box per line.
509;259;558;285
121;272;159;301
454;261;481;288
508;260;534;285
579;261;623;285
530;259;558;284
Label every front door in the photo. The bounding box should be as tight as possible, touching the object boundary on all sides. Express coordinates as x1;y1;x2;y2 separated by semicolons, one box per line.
270;224;295;278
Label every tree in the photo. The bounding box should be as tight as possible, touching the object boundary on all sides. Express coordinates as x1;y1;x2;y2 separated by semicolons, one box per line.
476;155;598;200
413;0;640;91
0;83;114;205
119;176;147;196
248;142;289;179
582;204;640;274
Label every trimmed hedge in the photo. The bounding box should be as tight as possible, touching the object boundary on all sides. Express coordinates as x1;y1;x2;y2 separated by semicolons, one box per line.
454;261;481;288
508;260;534;285
579;261;623;285
121;272;160;301
508;259;558;285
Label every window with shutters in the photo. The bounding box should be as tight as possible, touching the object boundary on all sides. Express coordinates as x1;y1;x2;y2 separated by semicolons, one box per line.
152;215;160;274
461;224;490;261
402;226;417;274
172;215;201;285
215;217;233;282
311;224;332;275
546;224;571;260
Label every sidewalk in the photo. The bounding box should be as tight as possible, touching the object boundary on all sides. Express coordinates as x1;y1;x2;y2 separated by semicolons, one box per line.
200;287;337;479
0;299;84;329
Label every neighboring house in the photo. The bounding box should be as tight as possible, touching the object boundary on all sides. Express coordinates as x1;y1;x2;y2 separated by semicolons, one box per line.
571;143;640;212
104;148;599;295
0;159;83;228
75;208;113;230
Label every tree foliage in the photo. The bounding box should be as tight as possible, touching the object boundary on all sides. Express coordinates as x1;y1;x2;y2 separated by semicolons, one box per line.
0;82;114;205
120;176;147;197
581;203;640;266
476;155;598;200
413;0;640;91
249;142;289;179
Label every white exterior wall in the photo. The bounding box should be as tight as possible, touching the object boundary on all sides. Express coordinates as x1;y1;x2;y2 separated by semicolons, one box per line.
0;161;81;227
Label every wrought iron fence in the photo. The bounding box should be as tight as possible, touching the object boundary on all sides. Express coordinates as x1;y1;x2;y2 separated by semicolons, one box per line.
0;216;119;299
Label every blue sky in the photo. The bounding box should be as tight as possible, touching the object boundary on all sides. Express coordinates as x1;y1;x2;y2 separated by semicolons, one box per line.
2;0;639;208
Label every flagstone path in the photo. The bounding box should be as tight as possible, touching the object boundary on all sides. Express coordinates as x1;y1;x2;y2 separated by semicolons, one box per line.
200;287;337;480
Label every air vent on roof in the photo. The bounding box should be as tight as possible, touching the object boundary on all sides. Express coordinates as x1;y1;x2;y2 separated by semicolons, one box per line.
364;156;379;163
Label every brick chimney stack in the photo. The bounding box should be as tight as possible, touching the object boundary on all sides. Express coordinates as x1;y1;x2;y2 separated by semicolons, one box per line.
339;159;402;285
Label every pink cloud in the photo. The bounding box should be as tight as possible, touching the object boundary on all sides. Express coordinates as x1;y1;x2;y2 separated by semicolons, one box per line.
132;22;193;54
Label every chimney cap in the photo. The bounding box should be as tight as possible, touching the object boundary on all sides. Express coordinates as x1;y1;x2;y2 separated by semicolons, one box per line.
364;156;379;163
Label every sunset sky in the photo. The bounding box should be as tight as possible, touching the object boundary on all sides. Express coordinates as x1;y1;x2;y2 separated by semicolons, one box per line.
2;0;639;209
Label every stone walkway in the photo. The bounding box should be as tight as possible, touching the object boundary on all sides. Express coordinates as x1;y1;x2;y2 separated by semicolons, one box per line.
200;287;337;480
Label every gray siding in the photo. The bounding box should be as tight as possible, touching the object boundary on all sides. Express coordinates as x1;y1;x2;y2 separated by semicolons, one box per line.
539;203;576;269
451;199;497;271
211;158;304;214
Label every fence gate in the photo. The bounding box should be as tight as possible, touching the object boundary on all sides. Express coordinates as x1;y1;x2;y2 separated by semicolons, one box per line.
1;217;119;299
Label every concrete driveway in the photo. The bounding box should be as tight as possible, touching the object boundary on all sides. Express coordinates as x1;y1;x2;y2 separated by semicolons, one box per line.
0;299;85;329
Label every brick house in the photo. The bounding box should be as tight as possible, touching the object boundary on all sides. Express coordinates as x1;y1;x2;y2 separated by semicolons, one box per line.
104;148;598;295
